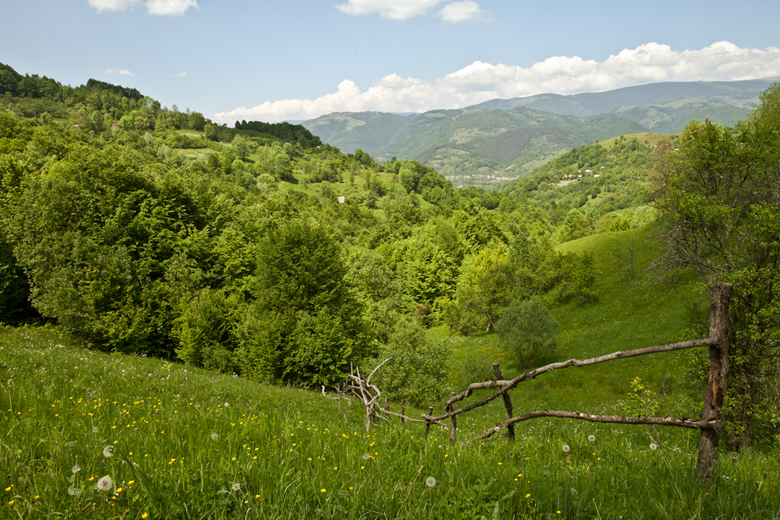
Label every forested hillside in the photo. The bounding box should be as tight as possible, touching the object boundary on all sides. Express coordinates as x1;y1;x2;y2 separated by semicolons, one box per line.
1;62;604;394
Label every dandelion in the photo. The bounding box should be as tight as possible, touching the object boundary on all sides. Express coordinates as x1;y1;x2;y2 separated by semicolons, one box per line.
211;433;219;441
232;483;241;492
224;402;230;408
650;443;658;451
67;486;81;496
525;493;531;498
71;464;81;474
103;445;115;458
588;435;596;442
92;426;99;434
425;477;436;488
96;476;113;492
562;444;570;453
362;453;371;460
320;488;326;493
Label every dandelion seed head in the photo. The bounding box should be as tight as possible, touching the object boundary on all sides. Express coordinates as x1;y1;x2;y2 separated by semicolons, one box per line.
562;444;570;453
71;464;81;474
96;476;113;492
362;453;370;460
232;482;240;492
650;443;658;451
103;445;114;458
211;433;219;441
588;435;596;442
425;477;436;488
91;426;99;434
67;486;81;496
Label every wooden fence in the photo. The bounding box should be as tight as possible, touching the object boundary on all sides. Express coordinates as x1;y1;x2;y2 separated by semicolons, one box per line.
325;282;733;485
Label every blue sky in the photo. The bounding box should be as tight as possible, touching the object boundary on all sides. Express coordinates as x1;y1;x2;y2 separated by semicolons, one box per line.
2;0;780;123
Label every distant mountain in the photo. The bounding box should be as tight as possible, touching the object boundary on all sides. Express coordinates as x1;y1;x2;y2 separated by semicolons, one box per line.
303;78;778;188
473;78;777;114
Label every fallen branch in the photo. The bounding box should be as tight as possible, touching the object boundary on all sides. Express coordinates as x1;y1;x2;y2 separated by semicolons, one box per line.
476;410;720;441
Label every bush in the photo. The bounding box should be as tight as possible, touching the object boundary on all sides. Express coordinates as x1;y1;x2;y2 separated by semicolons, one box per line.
495;297;559;368
370;318;449;406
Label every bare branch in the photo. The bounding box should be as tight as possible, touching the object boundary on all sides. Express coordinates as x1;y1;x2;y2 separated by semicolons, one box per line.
476;410;721;441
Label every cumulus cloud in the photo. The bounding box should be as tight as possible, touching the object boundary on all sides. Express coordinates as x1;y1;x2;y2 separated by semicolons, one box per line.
105;68;135;77
167;71;187;78
436;1;487;23
87;0;198;15
212;42;780;124
336;0;444;20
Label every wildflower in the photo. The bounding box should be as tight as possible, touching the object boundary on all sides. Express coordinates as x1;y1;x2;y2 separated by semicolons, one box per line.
588;435;596;442
232;483;241;492
96;476;113;492
211;433;219;441
141;515;148;519
67;486;81;496
562;444;570;453
72;464;81;474
425;477;436;488
320;489;326;493
103;445;115;458
650;443;658;451
525;493;531;498
224;402;230;407
362;453;371;460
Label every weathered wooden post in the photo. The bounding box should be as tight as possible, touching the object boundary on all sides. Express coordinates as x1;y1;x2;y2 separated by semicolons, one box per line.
401;400;406;428
695;281;733;484
448;392;457;445
424;406;433;440
492;362;515;442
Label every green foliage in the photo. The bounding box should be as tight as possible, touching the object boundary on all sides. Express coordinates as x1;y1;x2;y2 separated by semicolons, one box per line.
651;87;780;447
370;318;449;406
495;297;560;368
620;376;661;416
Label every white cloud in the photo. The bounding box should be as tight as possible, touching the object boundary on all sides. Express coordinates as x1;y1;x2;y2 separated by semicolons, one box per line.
105;68;135;77
88;0;141;12
213;42;780;124
146;0;198;16
167;72;187;78
87;0;197;15
436;1;487;23
336;0;444;20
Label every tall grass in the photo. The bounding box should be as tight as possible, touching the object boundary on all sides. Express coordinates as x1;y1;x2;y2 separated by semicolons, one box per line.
2;326;779;519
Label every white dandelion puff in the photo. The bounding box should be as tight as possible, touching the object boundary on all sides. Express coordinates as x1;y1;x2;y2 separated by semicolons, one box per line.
103;445;115;458
588;435;596;443
96;476;113;492
67;486;81;496
362;453;371;460
232;482;241;492
211;433;219;441
224;402;230;408
650;443;658;450
71;464;81;474
92;426;99;434
425;477;436;488
562;444;571;453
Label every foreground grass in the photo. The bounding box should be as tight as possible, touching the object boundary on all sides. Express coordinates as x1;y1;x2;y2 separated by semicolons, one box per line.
2;327;779;519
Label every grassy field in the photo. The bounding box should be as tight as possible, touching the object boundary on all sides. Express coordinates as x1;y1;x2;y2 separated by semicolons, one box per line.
2;227;779;519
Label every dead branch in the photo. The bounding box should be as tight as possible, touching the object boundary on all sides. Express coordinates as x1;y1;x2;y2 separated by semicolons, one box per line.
476;410;721;441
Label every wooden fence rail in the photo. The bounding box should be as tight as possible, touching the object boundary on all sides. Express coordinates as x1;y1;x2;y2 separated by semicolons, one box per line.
325;282;733;485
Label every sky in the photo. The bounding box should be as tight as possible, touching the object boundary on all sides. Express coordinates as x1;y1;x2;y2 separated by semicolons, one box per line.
2;0;780;124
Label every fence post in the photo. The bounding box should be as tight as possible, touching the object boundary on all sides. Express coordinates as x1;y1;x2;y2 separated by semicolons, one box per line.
401;401;406;429
448;392;457;445
695;281;733;485
424;406;433;440
493;362;515;442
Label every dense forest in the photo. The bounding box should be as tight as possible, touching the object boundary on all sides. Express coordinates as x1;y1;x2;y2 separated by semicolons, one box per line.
2;61;779;449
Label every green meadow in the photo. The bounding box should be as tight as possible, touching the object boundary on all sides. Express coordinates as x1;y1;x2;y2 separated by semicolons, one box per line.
2;228;779;520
